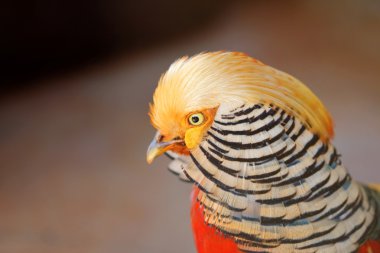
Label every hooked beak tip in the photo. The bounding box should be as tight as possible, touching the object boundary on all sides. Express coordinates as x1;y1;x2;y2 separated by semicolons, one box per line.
146;147;158;164
146;132;183;164
146;140;161;164
146;132;168;164
146;157;154;165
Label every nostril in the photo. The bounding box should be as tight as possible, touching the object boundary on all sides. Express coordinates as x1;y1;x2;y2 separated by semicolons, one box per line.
154;132;165;142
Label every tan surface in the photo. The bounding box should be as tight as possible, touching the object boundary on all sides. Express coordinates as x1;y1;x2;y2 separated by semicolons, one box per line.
0;1;380;253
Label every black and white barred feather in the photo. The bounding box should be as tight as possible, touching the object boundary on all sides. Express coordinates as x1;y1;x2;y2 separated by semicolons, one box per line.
167;103;377;253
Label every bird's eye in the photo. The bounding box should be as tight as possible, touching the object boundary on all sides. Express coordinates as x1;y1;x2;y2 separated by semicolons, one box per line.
188;113;204;126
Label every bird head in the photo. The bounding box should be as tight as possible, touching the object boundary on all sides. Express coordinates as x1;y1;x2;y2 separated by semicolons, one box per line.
147;51;334;164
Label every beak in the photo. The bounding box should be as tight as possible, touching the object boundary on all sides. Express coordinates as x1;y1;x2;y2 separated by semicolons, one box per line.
146;132;182;164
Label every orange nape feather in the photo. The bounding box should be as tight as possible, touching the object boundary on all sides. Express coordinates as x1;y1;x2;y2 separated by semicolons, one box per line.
149;51;334;143
191;187;242;253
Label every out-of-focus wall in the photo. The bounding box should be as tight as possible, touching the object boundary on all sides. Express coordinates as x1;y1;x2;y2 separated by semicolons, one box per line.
1;0;227;86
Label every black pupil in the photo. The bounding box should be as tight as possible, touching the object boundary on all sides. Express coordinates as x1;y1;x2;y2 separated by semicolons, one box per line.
192;116;199;123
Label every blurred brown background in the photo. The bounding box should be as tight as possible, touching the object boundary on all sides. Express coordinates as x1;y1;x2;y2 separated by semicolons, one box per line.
1;1;380;253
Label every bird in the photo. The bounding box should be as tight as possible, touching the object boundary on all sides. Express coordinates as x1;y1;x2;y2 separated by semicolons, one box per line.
146;51;380;253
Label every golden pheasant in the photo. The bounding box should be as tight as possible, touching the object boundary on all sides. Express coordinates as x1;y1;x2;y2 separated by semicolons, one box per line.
146;52;380;253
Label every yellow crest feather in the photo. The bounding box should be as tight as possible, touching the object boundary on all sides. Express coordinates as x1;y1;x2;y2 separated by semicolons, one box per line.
150;51;334;141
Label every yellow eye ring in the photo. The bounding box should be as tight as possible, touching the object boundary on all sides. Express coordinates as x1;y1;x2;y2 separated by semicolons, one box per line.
188;113;204;126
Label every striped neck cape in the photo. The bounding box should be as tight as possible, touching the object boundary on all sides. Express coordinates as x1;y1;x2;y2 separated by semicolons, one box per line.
167;103;379;253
